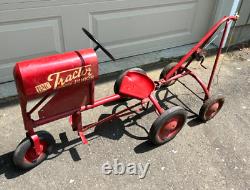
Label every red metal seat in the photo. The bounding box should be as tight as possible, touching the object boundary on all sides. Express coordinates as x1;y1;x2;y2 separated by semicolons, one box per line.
118;71;155;99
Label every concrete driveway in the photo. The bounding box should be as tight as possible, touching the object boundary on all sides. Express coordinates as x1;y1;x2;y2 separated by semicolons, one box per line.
0;48;249;190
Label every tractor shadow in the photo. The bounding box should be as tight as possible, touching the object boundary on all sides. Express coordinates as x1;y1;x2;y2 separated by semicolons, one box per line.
48;102;157;163
134;84;205;154
0;101;154;179
69;83;204;156
0;151;27;179
160;80;206;127
0;82;204;179
154;83;204;128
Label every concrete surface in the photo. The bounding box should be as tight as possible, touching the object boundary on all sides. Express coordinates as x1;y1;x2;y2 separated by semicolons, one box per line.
0;48;249;190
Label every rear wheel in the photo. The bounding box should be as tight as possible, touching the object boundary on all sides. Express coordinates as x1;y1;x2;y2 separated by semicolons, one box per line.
13;131;55;170
159;62;178;87
149;106;187;145
199;95;225;122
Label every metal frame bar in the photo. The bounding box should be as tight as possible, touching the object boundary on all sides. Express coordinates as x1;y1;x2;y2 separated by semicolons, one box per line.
159;16;238;101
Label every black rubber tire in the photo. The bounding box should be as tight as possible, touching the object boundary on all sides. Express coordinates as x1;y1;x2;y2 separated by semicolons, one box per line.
159;62;178;87
114;68;146;94
149;106;187;145
199;95;225;122
13;131;55;170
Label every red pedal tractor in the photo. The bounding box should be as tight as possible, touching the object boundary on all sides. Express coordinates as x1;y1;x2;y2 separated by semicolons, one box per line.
12;15;238;169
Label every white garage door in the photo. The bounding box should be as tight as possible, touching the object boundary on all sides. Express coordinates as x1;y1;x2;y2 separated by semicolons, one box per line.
0;0;216;83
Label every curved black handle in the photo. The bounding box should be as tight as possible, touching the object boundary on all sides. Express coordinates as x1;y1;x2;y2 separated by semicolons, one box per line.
82;28;116;61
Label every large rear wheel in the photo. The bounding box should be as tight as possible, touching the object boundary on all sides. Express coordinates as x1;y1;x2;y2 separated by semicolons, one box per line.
159;62;178;87
149;106;187;145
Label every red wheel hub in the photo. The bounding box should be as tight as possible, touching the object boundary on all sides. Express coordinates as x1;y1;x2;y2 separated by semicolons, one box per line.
206;102;220;119
24;141;47;163
158;116;183;141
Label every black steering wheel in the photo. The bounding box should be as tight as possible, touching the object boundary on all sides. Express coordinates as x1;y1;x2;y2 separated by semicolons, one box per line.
82;28;116;61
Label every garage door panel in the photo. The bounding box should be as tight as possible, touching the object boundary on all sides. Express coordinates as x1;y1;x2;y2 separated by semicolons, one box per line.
91;2;195;45
102;32;193;59
0;17;65;82
90;1;197;60
0;0;115;11
0;18;64;60
0;0;216;82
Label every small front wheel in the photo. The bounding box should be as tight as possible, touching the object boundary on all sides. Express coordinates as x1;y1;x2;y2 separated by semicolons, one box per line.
13;131;55;170
199;95;225;122
149;106;187;145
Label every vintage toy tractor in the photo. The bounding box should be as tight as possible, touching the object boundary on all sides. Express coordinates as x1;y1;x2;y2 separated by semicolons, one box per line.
12;15;238;169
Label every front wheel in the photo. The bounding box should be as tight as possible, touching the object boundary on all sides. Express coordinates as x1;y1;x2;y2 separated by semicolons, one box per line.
149;106;187;145
13;131;55;170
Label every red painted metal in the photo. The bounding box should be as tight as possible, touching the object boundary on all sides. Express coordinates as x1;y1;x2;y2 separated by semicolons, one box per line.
164;70;191;84
164;16;238;80
14;48;99;148
185;69;211;98
30;134;42;155
119;71;155;99
206;102;220;119
34;107;80;127
161;15;238;100
28;94;50;115
25;141;47;163
38;84;93;119
159;68;210;98
80;94;121;111
149;94;164;115
81;101;145;132
14;48;98;100
157;116;183;141
207;21;229;91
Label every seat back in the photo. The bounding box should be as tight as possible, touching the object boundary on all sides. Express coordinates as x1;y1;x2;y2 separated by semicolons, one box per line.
119;71;155;99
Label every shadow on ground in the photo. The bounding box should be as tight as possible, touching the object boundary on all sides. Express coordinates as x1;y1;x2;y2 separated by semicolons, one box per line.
0;83;205;179
0;97;19;109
